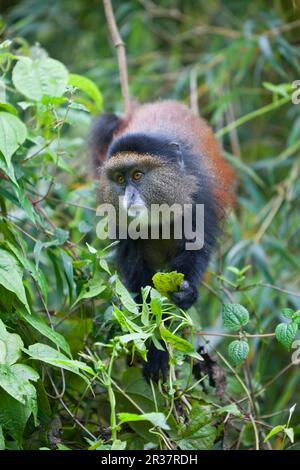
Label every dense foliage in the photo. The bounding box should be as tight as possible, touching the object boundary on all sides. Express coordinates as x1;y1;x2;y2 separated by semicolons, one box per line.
0;0;299;450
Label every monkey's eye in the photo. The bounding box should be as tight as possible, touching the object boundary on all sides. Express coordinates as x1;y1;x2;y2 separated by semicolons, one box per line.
116;174;125;185
132;171;144;182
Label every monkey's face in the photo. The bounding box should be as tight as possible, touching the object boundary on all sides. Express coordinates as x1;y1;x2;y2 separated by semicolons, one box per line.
99;152;197;224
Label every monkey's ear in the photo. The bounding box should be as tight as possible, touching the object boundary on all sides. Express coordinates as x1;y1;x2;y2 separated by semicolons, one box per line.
169;142;183;167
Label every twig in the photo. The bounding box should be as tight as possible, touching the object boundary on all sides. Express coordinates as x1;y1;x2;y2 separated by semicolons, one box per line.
103;0;130;115
47;372;96;440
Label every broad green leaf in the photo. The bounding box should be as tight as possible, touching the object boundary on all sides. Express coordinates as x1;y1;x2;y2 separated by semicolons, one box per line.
0;390;29;445
0;249;30;313
118;412;170;430
228;340;249;365
0;319;23;365
20;311;71;357
12;57;68;101
222;303;250;331
176;403;217;450
152;271;184;296
0;363;38;405
160;327;194;353
68;73;103;110
275;323;298;350
0;112;27;165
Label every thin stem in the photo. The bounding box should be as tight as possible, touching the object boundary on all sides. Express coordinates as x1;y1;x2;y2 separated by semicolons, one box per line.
103;0;130;114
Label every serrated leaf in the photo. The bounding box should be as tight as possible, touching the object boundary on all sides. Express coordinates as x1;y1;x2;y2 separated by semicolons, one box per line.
281;308;295;319
0;112;27;165
222;303;249;331
0;248;30;313
12;57;68;101
275;323;298;350
228;340;249;365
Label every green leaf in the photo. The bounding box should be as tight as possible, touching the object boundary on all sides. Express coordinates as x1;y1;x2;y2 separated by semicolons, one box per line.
112;305;143;334
68;73;103;110
0;319;23;365
5;241;48;301
0;112;27;166
263;425;285;442
275;323;298;350
20;311;71;357
0;389;34;445
12;57;68;101
176;403;217;450
111;439;127;450
281;308;295;319
115;278;139;315
118;412;170;430
0;424;4;450
0;248;30;313
24;343;94;382
0;154;18;185
216;403;242;418
152;271;184;296
222;303;250;331
0;363;38;405
284;427;294;444
160;327;194;353
72;279;106;306
228;340;249;365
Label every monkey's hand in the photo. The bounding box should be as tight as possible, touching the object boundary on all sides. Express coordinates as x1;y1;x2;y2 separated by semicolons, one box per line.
143;342;169;383
171;280;198;309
